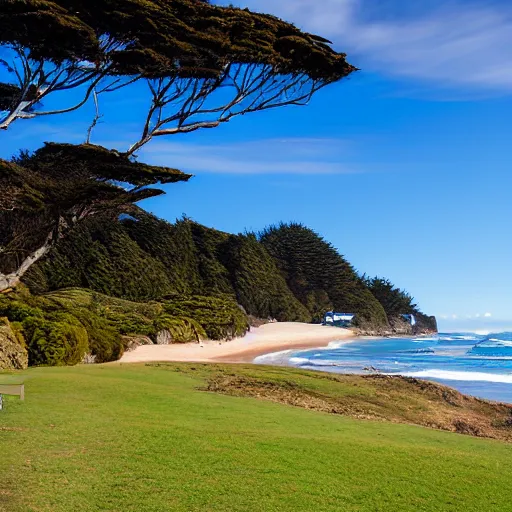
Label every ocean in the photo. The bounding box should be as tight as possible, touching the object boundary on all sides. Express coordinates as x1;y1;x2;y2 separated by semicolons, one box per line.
254;332;512;404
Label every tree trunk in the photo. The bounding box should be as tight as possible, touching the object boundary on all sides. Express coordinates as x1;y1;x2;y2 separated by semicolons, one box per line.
0;232;54;292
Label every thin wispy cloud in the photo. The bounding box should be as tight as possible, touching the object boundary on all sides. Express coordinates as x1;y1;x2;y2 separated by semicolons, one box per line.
140;138;358;175
232;0;512;94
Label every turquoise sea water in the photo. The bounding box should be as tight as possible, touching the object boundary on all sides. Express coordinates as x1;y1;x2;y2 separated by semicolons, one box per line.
254;332;512;404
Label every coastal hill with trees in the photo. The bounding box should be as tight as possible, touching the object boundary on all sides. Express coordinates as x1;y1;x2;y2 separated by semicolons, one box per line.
0;0;435;370
3;4;508;512
0;205;437;369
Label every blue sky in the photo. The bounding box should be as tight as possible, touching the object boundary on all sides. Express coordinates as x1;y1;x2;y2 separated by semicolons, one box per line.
2;0;512;332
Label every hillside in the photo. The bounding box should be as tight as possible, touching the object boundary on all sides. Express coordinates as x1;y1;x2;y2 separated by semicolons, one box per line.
23;213;429;330
0;212;437;369
1;363;512;511
260;223;389;326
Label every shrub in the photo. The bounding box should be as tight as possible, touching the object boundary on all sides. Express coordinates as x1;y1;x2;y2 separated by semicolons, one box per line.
68;308;123;363
154;314;207;343
163;295;248;340
0;298;43;322
23;313;89;366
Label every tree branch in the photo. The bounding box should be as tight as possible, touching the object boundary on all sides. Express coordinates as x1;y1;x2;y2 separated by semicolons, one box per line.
0;229;55;292
86;89;103;144
124;64;327;155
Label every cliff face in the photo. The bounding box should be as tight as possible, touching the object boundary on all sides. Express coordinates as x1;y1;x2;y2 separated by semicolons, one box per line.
356;314;438;337
413;313;438;334
0;318;28;370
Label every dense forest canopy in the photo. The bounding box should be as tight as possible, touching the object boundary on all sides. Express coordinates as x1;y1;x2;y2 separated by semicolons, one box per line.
260;223;389;326
22;213;433;332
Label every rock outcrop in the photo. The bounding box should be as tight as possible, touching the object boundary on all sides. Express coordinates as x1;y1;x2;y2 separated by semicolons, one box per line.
355;314;438;337
0;318;28;370
156;330;172;345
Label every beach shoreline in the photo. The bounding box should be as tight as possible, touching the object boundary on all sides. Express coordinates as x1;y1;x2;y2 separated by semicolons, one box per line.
118;322;355;365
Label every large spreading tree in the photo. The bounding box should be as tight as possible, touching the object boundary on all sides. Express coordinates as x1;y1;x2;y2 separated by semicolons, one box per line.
0;0;356;291
0;0;355;152
0;143;191;291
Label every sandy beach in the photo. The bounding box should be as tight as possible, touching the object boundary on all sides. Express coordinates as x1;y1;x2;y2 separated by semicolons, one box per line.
119;322;354;364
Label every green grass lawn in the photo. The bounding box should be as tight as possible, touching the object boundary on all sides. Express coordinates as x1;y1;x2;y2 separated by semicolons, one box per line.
1;363;511;512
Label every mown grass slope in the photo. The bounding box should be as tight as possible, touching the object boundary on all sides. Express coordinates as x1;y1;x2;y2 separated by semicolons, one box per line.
1;364;512;512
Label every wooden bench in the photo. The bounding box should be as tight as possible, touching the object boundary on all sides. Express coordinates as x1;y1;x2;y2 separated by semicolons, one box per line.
0;384;25;400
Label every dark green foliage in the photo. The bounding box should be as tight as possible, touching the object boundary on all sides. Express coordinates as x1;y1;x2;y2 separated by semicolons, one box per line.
154;314;207;343
188;222;236;296
122;216;209;296
1;1;355;81
162;296;248;341
26;216;441;330
30;143;192;187
0;298;43;322
0;145;191;285
218;234;311;322
0;286;250;366
260;223;389;326
364;276;418;319
25;215;314;323
363;277;437;332
18;215;174;301
22;313;89;366
71;311;123;364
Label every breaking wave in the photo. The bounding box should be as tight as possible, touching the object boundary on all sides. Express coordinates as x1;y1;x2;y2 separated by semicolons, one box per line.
400;370;512;384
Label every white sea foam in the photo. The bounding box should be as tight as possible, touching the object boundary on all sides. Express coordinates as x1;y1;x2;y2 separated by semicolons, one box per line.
291;358;346;367
289;356;311;365
440;335;478;341
253;350;294;365
327;340;354;349
412;337;438;342
488;339;512;345
400;369;512;384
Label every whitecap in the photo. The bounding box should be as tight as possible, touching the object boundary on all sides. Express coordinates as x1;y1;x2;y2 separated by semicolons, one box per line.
488;339;512;345
293;358;346;367
441;335;478;341
400;369;512;384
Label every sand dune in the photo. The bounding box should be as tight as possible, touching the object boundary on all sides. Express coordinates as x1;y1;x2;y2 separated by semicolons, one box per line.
119;322;354;364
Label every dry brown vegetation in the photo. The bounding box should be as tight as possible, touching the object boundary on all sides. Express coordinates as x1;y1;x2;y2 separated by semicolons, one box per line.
160;363;512;442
